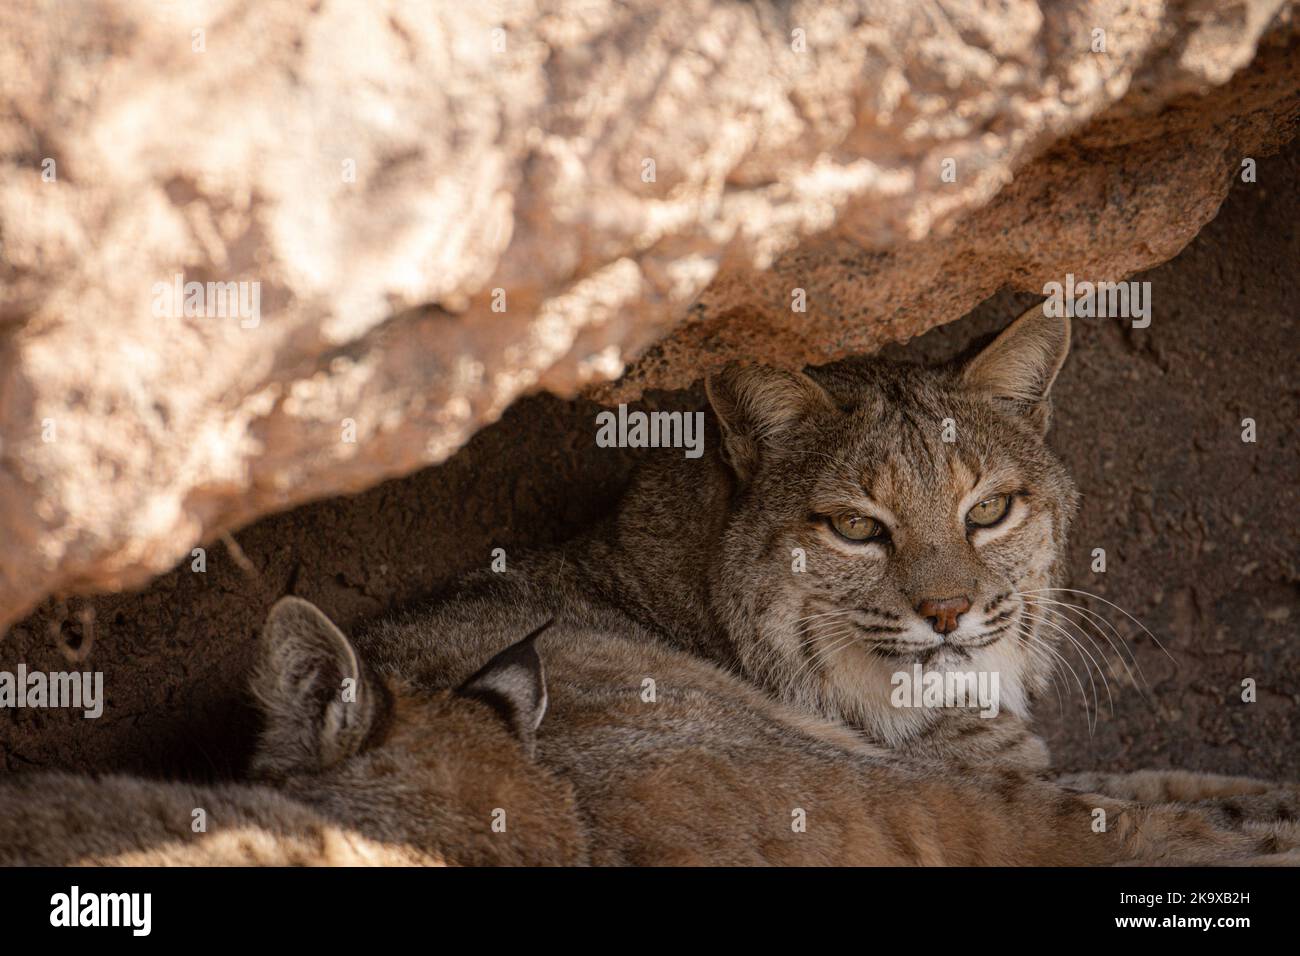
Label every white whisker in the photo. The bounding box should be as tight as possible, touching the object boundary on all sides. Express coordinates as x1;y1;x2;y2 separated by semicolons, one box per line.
1020;588;1176;665
1028;605;1114;720
1021;595;1148;697
1011;620;1093;734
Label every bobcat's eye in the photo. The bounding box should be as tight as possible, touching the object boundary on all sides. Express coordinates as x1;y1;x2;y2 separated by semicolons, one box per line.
829;513;886;542
966;494;1012;528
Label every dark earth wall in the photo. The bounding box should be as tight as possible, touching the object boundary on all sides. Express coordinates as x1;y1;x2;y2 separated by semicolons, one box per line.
2;142;1296;783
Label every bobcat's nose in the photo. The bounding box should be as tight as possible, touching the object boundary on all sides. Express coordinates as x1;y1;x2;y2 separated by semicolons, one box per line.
915;596;972;635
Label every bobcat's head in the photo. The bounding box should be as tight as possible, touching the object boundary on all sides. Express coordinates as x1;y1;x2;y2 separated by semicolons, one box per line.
248;597;583;865
705;306;1077;743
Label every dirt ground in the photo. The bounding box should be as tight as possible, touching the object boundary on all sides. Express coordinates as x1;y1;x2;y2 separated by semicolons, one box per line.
2;143;1296;784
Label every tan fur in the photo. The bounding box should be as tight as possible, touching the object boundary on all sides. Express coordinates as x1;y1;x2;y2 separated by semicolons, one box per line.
0;772;424;866
1059;770;1300;805
0;600;587;867
367;611;1298;865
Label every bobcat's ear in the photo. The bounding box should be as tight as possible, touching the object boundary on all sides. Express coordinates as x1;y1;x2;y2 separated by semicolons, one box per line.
457;621;551;758
250;597;389;779
962;304;1070;434
705;363;835;481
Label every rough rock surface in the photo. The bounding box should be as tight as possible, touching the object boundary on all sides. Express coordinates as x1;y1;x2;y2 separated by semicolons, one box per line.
2;143;1295;779
1;0;1299;632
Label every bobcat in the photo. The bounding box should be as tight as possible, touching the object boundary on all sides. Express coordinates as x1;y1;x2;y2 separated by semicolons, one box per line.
359;303;1298;856
0;598;586;866
359;599;1298;865
374;306;1081;770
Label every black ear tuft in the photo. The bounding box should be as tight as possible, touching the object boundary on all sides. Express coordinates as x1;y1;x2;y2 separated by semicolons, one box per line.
457;620;552;757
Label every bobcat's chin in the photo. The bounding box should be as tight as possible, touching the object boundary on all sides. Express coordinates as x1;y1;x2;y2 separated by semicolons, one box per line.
905;642;986;666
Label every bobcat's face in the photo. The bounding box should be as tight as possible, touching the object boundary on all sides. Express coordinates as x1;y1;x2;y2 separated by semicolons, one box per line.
706;307;1077;740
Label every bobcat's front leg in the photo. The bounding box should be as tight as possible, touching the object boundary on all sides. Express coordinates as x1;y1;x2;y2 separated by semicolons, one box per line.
1090;796;1300;865
1057;769;1300;829
1057;769;1299;803
960;775;1300;865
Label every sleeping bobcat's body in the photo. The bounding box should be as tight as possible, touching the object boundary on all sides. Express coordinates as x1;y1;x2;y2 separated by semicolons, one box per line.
365;592;1298;865
361;304;1298;863
0;599;586;867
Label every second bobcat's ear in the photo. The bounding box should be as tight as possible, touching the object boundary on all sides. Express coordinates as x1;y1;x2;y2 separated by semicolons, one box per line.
457;621;551;758
705;363;835;481
250;596;388;779
962;304;1070;434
